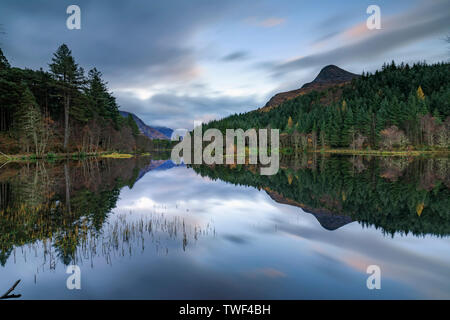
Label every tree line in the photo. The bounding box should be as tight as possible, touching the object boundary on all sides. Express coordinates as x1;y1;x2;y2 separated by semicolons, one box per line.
0;44;161;155
204;62;450;151
0;157;145;265
192;155;450;237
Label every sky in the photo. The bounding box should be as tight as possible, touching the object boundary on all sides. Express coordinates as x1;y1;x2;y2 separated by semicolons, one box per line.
0;0;449;130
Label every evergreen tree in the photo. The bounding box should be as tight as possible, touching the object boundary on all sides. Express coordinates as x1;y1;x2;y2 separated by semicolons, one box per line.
49;44;84;150
13;87;42;154
342;107;356;147
126;114;140;137
0;48;10;71
87;68;110;118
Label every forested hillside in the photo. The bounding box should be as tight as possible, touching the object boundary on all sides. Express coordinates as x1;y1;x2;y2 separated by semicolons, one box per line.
0;45;165;156
204;62;450;151
192;156;450;237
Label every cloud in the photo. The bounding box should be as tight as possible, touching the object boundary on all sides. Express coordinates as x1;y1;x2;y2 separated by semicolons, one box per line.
270;0;450;76
245;17;286;28
117;91;260;130
0;0;251;89
259;18;285;27
2;0;448;130
246;268;286;278
223;234;250;244
275;219;450;298
311;31;340;46
221;51;250;62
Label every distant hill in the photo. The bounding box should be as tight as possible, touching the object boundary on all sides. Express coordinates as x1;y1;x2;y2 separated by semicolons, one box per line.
119;111;173;140
203;62;449;151
153;126;174;139
135;160;178;183
264;188;353;231
260;65;359;112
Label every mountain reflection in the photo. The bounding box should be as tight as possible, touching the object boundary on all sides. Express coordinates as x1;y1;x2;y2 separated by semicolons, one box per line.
1;154;449;274
191;154;450;237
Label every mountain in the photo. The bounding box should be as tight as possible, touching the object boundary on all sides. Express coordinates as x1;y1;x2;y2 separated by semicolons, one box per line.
135;160;179;183
119;111;173;140
153;126;174;139
265;188;353;231
260;65;360;112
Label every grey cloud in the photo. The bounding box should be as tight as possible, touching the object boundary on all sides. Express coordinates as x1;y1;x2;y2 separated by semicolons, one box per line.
276;219;450;298
221;51;249;62
311;31;339;45
0;0;252;88
117;92;261;130
222;234;250;245
271;0;450;76
316;12;354;32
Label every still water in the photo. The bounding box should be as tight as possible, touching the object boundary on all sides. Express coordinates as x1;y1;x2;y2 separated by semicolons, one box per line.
0;155;449;299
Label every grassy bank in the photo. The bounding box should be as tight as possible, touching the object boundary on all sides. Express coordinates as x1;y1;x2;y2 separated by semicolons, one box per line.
100;153;134;159
0;151;140;163
311;148;450;156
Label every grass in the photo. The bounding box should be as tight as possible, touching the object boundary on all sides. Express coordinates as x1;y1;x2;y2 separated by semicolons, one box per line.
0;151;134;163
100;153;134;159
0;150;163;164
312;148;450;156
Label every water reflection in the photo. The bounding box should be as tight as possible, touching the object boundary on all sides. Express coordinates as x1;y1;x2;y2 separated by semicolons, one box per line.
0;280;21;299
192;154;450;236
0;154;449;299
0;158;211;268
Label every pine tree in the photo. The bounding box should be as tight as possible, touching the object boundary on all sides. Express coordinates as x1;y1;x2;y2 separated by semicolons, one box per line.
13;88;42;154
0;48;10;71
432;108;442;124
127;114;140;137
341;100;347;112
319;120;327;148
355;107;371;139
342;107;356;147
87;68;109;117
49;44;84;150
327;108;342;147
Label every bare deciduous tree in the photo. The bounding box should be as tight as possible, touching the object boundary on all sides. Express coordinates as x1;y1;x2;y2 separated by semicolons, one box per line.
380;126;409;150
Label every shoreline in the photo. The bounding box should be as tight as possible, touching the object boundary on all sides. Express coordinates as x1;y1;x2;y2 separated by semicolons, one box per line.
0;151;165;164
2;148;449;164
310;149;450;157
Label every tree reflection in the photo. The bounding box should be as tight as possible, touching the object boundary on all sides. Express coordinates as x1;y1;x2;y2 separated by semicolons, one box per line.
192;154;450;237
0;158;209;271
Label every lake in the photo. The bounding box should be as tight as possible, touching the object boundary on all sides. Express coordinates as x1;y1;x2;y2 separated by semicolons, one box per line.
0;154;449;299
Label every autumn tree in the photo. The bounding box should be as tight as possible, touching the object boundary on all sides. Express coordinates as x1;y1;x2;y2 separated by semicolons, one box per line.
416;86;425;101
350;134;367;150
420;114;437;146
286;116;293;133
380;126;409;150
435;117;450;148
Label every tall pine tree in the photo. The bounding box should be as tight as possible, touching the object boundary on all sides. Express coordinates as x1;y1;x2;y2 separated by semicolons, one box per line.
49;44;84;150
